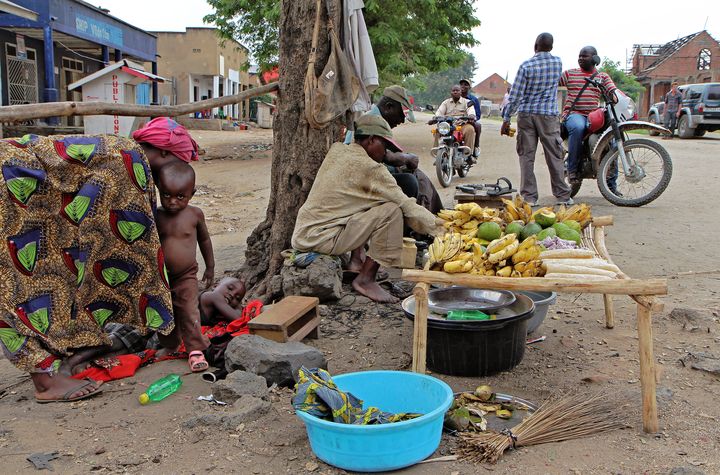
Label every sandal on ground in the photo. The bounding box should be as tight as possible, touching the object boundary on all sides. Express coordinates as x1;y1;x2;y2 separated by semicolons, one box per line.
35;377;103;404
188;350;209;373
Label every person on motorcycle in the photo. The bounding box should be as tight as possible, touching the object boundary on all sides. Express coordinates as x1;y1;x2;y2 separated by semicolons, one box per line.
459;78;482;160
501;32;572;206
431;85;477;163
560;46;618;186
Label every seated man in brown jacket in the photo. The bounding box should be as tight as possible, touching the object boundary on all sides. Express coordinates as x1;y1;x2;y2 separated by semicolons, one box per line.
292;115;444;303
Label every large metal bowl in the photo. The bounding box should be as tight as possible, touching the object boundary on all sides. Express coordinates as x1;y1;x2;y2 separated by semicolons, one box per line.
403;292;534;324
427;288;516;314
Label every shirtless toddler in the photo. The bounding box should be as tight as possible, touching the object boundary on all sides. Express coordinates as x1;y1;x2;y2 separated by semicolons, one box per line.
155;162;213;372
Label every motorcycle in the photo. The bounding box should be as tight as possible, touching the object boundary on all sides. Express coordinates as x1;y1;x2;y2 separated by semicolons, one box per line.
428;116;476;187
566;77;672;207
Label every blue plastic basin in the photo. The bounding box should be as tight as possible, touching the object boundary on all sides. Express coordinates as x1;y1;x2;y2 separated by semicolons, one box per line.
295;370;453;472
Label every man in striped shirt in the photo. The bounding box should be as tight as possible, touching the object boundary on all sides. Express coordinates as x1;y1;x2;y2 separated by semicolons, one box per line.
560;46;618;183
501;33;571;205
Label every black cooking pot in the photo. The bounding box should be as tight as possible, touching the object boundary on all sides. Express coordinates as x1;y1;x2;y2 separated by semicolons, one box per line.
402;293;535;377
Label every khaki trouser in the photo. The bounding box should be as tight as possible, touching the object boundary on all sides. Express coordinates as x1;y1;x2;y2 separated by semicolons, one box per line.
516;113;571;203
328;202;403;268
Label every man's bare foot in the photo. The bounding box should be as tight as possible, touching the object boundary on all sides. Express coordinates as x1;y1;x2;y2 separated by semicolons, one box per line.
352;276;399;303
32;373;102;402
347;247;366;273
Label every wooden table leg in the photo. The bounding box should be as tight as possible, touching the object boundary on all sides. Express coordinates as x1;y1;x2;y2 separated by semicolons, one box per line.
603;294;615;329
412;282;430;373
637;302;659;433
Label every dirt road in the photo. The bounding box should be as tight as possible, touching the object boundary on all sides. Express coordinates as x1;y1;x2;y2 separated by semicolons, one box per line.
1;118;719;474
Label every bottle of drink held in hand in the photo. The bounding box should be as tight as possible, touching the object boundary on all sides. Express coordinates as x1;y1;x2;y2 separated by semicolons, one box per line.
138;373;182;405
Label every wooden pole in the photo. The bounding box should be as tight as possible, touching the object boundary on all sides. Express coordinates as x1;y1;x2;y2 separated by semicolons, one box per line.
0;82;279;122
401;270;667;296
412;282;430;373
603;294;615;329
637;302;659;433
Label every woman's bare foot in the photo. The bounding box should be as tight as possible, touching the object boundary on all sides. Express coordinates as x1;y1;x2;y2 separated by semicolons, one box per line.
32;373;102;402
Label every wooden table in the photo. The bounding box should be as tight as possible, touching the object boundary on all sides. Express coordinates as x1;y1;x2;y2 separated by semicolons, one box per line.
401;216;668;433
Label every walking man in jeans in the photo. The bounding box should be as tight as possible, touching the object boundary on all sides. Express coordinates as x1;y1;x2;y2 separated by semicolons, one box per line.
501;32;571;205
663;81;683;139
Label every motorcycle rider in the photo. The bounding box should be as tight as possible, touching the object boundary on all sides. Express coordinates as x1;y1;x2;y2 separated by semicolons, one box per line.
560;46;618;187
430;84;476;163
459;78;482;160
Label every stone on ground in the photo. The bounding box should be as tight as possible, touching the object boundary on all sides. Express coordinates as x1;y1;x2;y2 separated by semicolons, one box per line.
212;370;268;402
280;254;342;301
225;334;327;387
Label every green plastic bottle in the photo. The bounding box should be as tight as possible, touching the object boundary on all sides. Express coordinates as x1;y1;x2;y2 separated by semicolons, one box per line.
138;373;182;405
446;310;492;321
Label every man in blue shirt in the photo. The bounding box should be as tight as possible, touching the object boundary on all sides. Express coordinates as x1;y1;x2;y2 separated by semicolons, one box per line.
501;33;572;206
459;78;481;160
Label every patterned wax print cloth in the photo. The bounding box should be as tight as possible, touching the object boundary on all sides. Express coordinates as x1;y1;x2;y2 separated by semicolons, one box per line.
0;134;173;373
292;366;421;425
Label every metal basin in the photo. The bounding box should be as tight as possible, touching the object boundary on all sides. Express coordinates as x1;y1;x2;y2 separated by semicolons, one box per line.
427;288;516;314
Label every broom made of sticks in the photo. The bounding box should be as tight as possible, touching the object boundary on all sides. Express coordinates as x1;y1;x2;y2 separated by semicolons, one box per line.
457;391;628;464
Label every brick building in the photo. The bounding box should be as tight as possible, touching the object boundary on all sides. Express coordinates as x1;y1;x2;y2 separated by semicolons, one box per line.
471;73;509;104
630;30;720;116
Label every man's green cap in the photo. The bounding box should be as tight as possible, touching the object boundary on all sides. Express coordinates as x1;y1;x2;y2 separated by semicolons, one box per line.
354;114;403;152
382;85;416;123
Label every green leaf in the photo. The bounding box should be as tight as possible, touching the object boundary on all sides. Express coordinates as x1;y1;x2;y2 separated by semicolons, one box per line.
6;177;37;203
18;134;32;145
163;263;169;285
65;195;91;223
28;308;49;334
75;260;85;285
0;328;26;353
117;220;146;242
145;307;164;329
17;241;37;272
66;144;96;162
101;267;130;287
132;163;147;188
92;308;113;327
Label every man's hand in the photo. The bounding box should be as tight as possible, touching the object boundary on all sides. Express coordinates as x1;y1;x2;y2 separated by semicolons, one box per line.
403;153;419;170
432;218;447;236
501;121;511;136
676;111;681;118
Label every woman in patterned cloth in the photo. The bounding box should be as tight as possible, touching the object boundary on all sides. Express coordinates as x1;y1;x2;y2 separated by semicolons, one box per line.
0;117;206;403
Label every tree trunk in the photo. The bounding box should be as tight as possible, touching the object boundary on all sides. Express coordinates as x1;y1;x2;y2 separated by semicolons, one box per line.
241;0;343;302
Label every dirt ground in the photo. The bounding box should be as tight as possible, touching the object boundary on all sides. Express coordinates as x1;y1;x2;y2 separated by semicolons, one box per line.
1;115;719;474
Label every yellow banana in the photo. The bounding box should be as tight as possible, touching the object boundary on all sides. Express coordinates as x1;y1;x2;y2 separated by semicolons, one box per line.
461;219;479;230
514;261;528;273
496;265;513;277
488;240;519;264
486;233;518;254
484;268;496;276
518;235;537;251
443;260;468;273
455;203;479;213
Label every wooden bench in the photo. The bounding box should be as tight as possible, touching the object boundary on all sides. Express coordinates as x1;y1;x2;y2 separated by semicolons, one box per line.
248;296;320;342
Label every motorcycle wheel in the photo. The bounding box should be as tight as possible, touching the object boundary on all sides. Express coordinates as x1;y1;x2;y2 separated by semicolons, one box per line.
436;149;453;187
596;138;672;207
569;181;582;198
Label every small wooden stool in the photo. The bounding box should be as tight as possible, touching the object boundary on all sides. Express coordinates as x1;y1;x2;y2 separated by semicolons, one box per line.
248;296;320;342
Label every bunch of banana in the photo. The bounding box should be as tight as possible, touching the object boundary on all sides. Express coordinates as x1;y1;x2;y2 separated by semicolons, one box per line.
501;195;533;224
511;236;542;264
513;259;543;277
427;232;464;267
485;233;519;264
556;203;592;228
443;250;474;273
